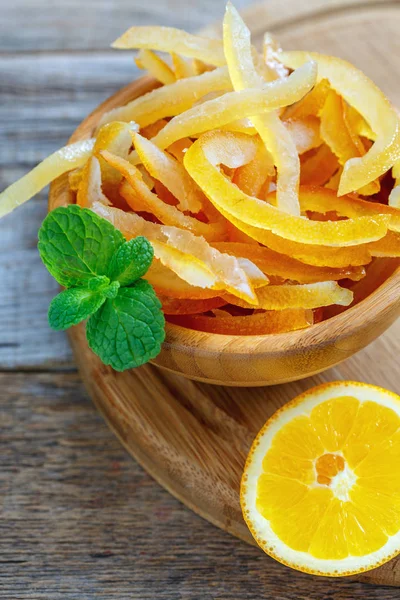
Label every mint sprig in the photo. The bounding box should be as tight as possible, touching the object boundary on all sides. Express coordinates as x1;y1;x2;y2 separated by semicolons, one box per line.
38;205;165;371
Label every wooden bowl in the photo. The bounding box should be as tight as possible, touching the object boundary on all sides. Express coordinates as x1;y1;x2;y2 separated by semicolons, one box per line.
49;76;400;387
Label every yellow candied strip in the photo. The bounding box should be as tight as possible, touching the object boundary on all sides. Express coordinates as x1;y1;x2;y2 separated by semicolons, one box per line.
223;4;303;215
76;156;110;208
135;49;175;85
98;67;232;128
112;26;226;66
216;205;372;267
225;281;353;310
280;51;400;195
320;90;379;196
213;242;366;283
0;138;95;218
100;150;221;241
184;131;390;247
132;132;203;213
171;53;196;79
295;186;400;233
389;160;400;207
91;201;260;304
141;62;317;155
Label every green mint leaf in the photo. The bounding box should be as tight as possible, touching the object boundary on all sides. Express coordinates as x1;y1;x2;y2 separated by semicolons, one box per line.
38;205;124;287
87;275;110;291
108;236;154;286
103;280;120;299
86;279;165;371
48;287;107;331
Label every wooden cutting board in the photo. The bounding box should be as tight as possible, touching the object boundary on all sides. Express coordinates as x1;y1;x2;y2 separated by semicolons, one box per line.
64;0;400;587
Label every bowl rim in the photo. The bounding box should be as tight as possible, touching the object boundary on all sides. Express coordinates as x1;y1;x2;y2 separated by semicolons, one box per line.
50;74;400;358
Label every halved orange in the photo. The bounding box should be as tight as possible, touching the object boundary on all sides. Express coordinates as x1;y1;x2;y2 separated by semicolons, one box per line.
241;381;400;576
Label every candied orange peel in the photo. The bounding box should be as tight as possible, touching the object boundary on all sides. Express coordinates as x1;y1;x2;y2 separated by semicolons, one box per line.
1;2;400;336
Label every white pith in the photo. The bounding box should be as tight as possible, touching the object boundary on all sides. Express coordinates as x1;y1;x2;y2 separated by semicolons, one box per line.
242;382;400;574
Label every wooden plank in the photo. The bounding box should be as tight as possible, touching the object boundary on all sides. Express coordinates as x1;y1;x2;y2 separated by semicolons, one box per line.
0;0;252;52
0;370;399;599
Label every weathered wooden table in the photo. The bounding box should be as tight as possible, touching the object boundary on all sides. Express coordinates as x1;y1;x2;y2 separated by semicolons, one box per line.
1;1;400;598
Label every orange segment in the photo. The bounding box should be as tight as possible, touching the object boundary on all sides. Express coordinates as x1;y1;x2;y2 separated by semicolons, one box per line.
242;381;400;575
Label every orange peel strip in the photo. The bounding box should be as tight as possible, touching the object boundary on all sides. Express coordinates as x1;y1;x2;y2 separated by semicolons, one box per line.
300;145;339;187
285;117;322;155
295;186;400;233
76;156;110;208
91;201;261;303
93;121;139;199
100;149;222;240
263;33;289;80
159;295;226;315
389;161;400;208
68;166;84;192
223;4;308;215
214;203;372;267
0;139;94;218
224;281;353;310
118;179;221;241
232;138;275;197
99;67;232;128
132;132;203;213
142;62;318;155
112;26;226;66
171;52;196;79
283;78;330;121
320;90;379;195
368;231;400;257
281;51;400;195
146;259;222;300
167;309;313;335
135;49;175;85
167;138;193;162
184;131;390;246
213;242;366;283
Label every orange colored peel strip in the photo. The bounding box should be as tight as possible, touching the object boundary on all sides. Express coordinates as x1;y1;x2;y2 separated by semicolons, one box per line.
223;4;306;215
0;139;94;218
135;49;175;85
99;67;232;128
281;51;400;195
167;309;313;335
144;62;318;154
132;132;203;213
224;281;353;310
112;26;226;66
184;131;389;246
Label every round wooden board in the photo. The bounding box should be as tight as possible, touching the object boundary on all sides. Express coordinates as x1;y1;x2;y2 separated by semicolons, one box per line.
62;0;400;587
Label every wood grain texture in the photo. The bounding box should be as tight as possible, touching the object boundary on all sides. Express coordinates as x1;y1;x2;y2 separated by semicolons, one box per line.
2;371;399;600
2;0;400;595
